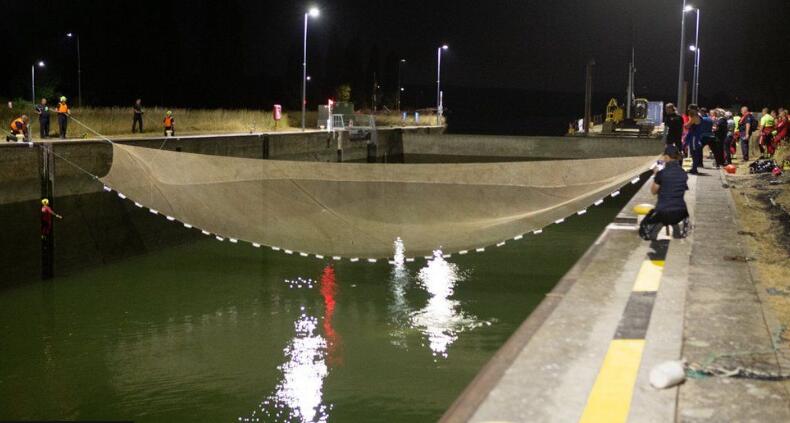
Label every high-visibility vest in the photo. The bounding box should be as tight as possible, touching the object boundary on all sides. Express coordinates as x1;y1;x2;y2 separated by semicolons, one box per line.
164;116;174;127
10;118;25;133
57;102;69;114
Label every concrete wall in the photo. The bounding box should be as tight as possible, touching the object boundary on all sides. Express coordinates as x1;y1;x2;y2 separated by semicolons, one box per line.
402;133;662;159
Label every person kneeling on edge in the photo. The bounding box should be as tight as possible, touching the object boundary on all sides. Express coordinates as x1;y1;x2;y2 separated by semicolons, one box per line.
8;114;30;142
40;198;63;239
639;145;690;241
163;111;175;137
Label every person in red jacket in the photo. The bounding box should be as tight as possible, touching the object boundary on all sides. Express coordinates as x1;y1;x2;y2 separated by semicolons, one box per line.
41;198;62;238
774;110;788;150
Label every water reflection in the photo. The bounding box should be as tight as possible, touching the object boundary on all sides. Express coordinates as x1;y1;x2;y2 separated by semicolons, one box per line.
410;250;485;359
246;311;330;423
320;266;341;366
388;238;411;348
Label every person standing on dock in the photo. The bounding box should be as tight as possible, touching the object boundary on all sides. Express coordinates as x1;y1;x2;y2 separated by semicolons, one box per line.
34;98;51;138
712;109;728;168
684;104;703;174
57;96;70;139
132;99;144;133
163;111;175;136
664;103;684;156
758;107;776;157
737;106;756;161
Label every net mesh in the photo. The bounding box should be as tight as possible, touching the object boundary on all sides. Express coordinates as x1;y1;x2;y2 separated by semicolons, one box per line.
100;144;655;258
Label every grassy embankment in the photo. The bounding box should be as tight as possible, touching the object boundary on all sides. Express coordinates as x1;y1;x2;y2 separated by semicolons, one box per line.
2;102;441;139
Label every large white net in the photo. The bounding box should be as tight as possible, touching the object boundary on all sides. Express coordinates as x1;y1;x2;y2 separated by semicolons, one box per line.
100;144;655;259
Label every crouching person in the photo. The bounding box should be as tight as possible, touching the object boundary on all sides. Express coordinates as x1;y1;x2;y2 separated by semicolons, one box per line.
639;145;690;240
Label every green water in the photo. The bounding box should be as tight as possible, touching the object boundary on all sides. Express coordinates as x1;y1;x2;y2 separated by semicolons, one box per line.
0;190;632;422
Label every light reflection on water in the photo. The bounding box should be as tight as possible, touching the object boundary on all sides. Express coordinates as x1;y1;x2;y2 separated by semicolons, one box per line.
410;250;487;359
245;310;331;423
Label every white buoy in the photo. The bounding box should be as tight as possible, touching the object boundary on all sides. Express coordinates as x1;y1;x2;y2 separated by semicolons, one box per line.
649;360;686;389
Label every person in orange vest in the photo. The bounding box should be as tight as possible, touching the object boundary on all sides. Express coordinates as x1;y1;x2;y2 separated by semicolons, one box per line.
163;110;175;136
7;114;29;142
57;96;70;139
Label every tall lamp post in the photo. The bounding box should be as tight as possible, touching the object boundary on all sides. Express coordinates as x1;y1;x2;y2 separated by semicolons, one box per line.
676;2;695;111
690;45;701;105
689;7;701;105
396;59;406;111
31;61;45;141
301;7;320;131
436;44;448;126
66;33;82;108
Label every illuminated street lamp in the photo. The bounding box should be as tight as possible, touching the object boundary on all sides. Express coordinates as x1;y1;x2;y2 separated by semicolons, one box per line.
689;45;701;105
302;7;320;131
396;59;406;111
31;61;45;141
436;45;448;126
66;32;82;107
676;2;696;110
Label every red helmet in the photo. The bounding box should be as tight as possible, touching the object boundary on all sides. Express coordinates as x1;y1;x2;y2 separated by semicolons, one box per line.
772;167;783;177
724;164;737;174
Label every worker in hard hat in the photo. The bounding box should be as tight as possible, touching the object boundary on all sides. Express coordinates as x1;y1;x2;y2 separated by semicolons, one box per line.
57;96;70;139
163;111;175;137
7;114;30;142
40;198;63;238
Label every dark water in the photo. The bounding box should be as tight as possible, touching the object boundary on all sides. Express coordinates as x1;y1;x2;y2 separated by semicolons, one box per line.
0;186;636;423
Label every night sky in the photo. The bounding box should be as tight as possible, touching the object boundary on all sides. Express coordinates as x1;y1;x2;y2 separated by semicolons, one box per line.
5;0;789;131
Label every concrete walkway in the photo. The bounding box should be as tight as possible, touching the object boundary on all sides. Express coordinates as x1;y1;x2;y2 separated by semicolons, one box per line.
442;161;790;422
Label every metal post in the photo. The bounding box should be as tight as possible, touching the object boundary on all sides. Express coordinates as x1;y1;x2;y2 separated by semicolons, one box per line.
77;35;82;108
301;13;309;131
694;48;701;105
396;59;405;111
691;9;700;105
584;59;595;137
436;47;442;126
676;0;688;112
31;65;36;141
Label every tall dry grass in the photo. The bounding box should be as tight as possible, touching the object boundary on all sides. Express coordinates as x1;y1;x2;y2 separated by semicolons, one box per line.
2;102;291;138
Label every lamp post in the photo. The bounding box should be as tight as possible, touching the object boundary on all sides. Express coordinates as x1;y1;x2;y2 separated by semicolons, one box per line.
689;45;701;106
436;45;448;126
676;2;695;111
302;7;320;131
690;8;701;105
396;59;406;111
31;61;45;141
66;33;82;108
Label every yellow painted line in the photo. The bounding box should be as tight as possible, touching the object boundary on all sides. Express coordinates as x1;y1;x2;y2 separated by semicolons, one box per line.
579;339;646;423
631;260;665;292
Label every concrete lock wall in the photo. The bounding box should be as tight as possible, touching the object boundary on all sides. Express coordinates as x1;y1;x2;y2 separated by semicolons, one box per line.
0;128;653;285
402;133;661;159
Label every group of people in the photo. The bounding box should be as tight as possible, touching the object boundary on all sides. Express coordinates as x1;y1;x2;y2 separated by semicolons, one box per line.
6;97;177;142
664;103;788;174
130;99;177;136
6;97;70;142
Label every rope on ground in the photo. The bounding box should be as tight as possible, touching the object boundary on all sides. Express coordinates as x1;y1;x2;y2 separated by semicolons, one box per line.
685;325;790;381
68;115;115;145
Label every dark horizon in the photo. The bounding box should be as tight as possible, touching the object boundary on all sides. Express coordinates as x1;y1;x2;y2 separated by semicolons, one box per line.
4;0;789;117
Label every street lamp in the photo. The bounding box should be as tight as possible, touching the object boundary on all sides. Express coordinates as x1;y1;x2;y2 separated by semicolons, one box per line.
689;7;701;105
301;7;320;131
676;2;696;111
396;59;406;111
66;32;82;108
690;45;701;105
31;61;45;141
436;45;448;126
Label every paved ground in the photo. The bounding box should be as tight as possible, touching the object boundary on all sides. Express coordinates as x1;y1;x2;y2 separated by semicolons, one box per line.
443;159;790;423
